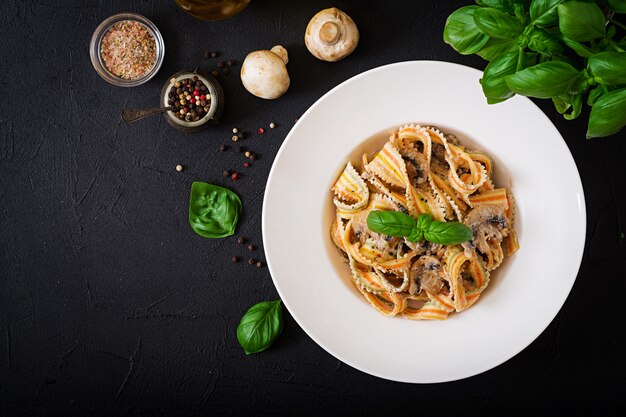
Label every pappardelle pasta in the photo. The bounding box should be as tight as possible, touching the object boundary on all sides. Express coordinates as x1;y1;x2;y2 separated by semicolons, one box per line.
330;124;519;320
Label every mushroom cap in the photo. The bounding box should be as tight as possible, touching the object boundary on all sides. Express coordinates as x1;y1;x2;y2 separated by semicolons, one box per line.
240;46;290;99
305;7;359;62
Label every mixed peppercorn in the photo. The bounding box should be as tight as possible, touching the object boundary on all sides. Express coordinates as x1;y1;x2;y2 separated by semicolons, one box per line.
203;50;237;78
167;76;211;122
233;236;264;268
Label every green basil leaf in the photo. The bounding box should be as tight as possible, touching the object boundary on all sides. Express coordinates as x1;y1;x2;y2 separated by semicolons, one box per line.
236;300;283;355
563;92;583;120
406;214;435;242
587;85;608;106
188;182;242;238
607;0;626;13
367;210;417;237
423;221;474;245
481;50;519;101
558;2;606;41
416;214;434;234
505;61;581;98
607;25;617;40
589;52;626;86
528;28;564;55
474;7;524;39
513;2;529;22
552;94;572;114
530;0;562;26
444;6;490;55
587;87;626;138
406;228;424;243
538;53;551;63
476;0;516;13
560;37;597;58
476;37;519;61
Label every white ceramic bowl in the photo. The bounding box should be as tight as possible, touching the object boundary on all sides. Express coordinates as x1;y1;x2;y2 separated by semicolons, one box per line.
263;61;586;383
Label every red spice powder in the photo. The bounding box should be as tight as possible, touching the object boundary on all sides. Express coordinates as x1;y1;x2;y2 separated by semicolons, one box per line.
101;20;156;80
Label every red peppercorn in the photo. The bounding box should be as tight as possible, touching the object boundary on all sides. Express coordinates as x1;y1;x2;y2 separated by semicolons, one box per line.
257;128;265;134
193;90;200;96
184;107;190;112
231;172;240;181
243;162;251;168
200;94;206;100
190;98;196;104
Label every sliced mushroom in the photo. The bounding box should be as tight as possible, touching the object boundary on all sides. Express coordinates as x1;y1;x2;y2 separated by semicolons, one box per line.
403;238;440;256
351;210;399;251
240;45;290;99
305;8;359;62
463;204;508;270
408;255;446;296
402;148;430;186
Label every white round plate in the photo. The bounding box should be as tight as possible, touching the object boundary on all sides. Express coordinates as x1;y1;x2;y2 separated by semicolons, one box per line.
262;61;586;383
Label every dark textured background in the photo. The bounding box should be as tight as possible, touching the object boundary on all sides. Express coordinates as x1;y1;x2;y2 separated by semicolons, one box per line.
1;0;625;415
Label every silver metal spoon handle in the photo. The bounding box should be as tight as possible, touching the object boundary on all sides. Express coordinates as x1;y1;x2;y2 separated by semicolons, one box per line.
121;107;175;123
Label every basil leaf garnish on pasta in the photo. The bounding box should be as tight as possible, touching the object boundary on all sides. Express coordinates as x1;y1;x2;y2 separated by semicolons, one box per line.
366;210;417;237
367;211;473;245
423;218;474;245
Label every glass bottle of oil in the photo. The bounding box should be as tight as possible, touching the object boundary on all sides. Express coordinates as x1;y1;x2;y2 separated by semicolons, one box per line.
174;0;251;20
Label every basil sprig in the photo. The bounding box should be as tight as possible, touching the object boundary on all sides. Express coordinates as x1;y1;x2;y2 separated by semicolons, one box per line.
237;300;283;355
444;0;626;139
189;182;242;238
366;211;473;245
444;6;490;55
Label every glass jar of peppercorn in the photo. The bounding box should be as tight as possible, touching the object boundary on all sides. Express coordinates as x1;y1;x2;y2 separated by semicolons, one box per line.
161;70;224;132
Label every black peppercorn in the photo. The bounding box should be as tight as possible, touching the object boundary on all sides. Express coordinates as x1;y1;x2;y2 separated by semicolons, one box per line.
250;154;257;161
223;67;230;75
219;144;228;152
223;170;230;177
217;61;225;68
256;261;263;268
231;255;239;263
248;258;255;265
237;236;245;244
237;146;245;153
247;244;255;251
211;70;219;77
227;60;236;67
210;51;219;58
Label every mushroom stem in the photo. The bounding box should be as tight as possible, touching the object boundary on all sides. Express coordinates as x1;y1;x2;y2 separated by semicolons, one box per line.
270;45;289;65
319;21;340;44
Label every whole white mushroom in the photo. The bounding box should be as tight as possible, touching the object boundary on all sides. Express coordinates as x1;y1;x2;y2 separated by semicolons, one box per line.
305;7;359;62
240;45;290;99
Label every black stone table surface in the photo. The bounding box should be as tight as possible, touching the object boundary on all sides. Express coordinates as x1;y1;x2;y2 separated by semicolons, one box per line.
1;0;624;415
